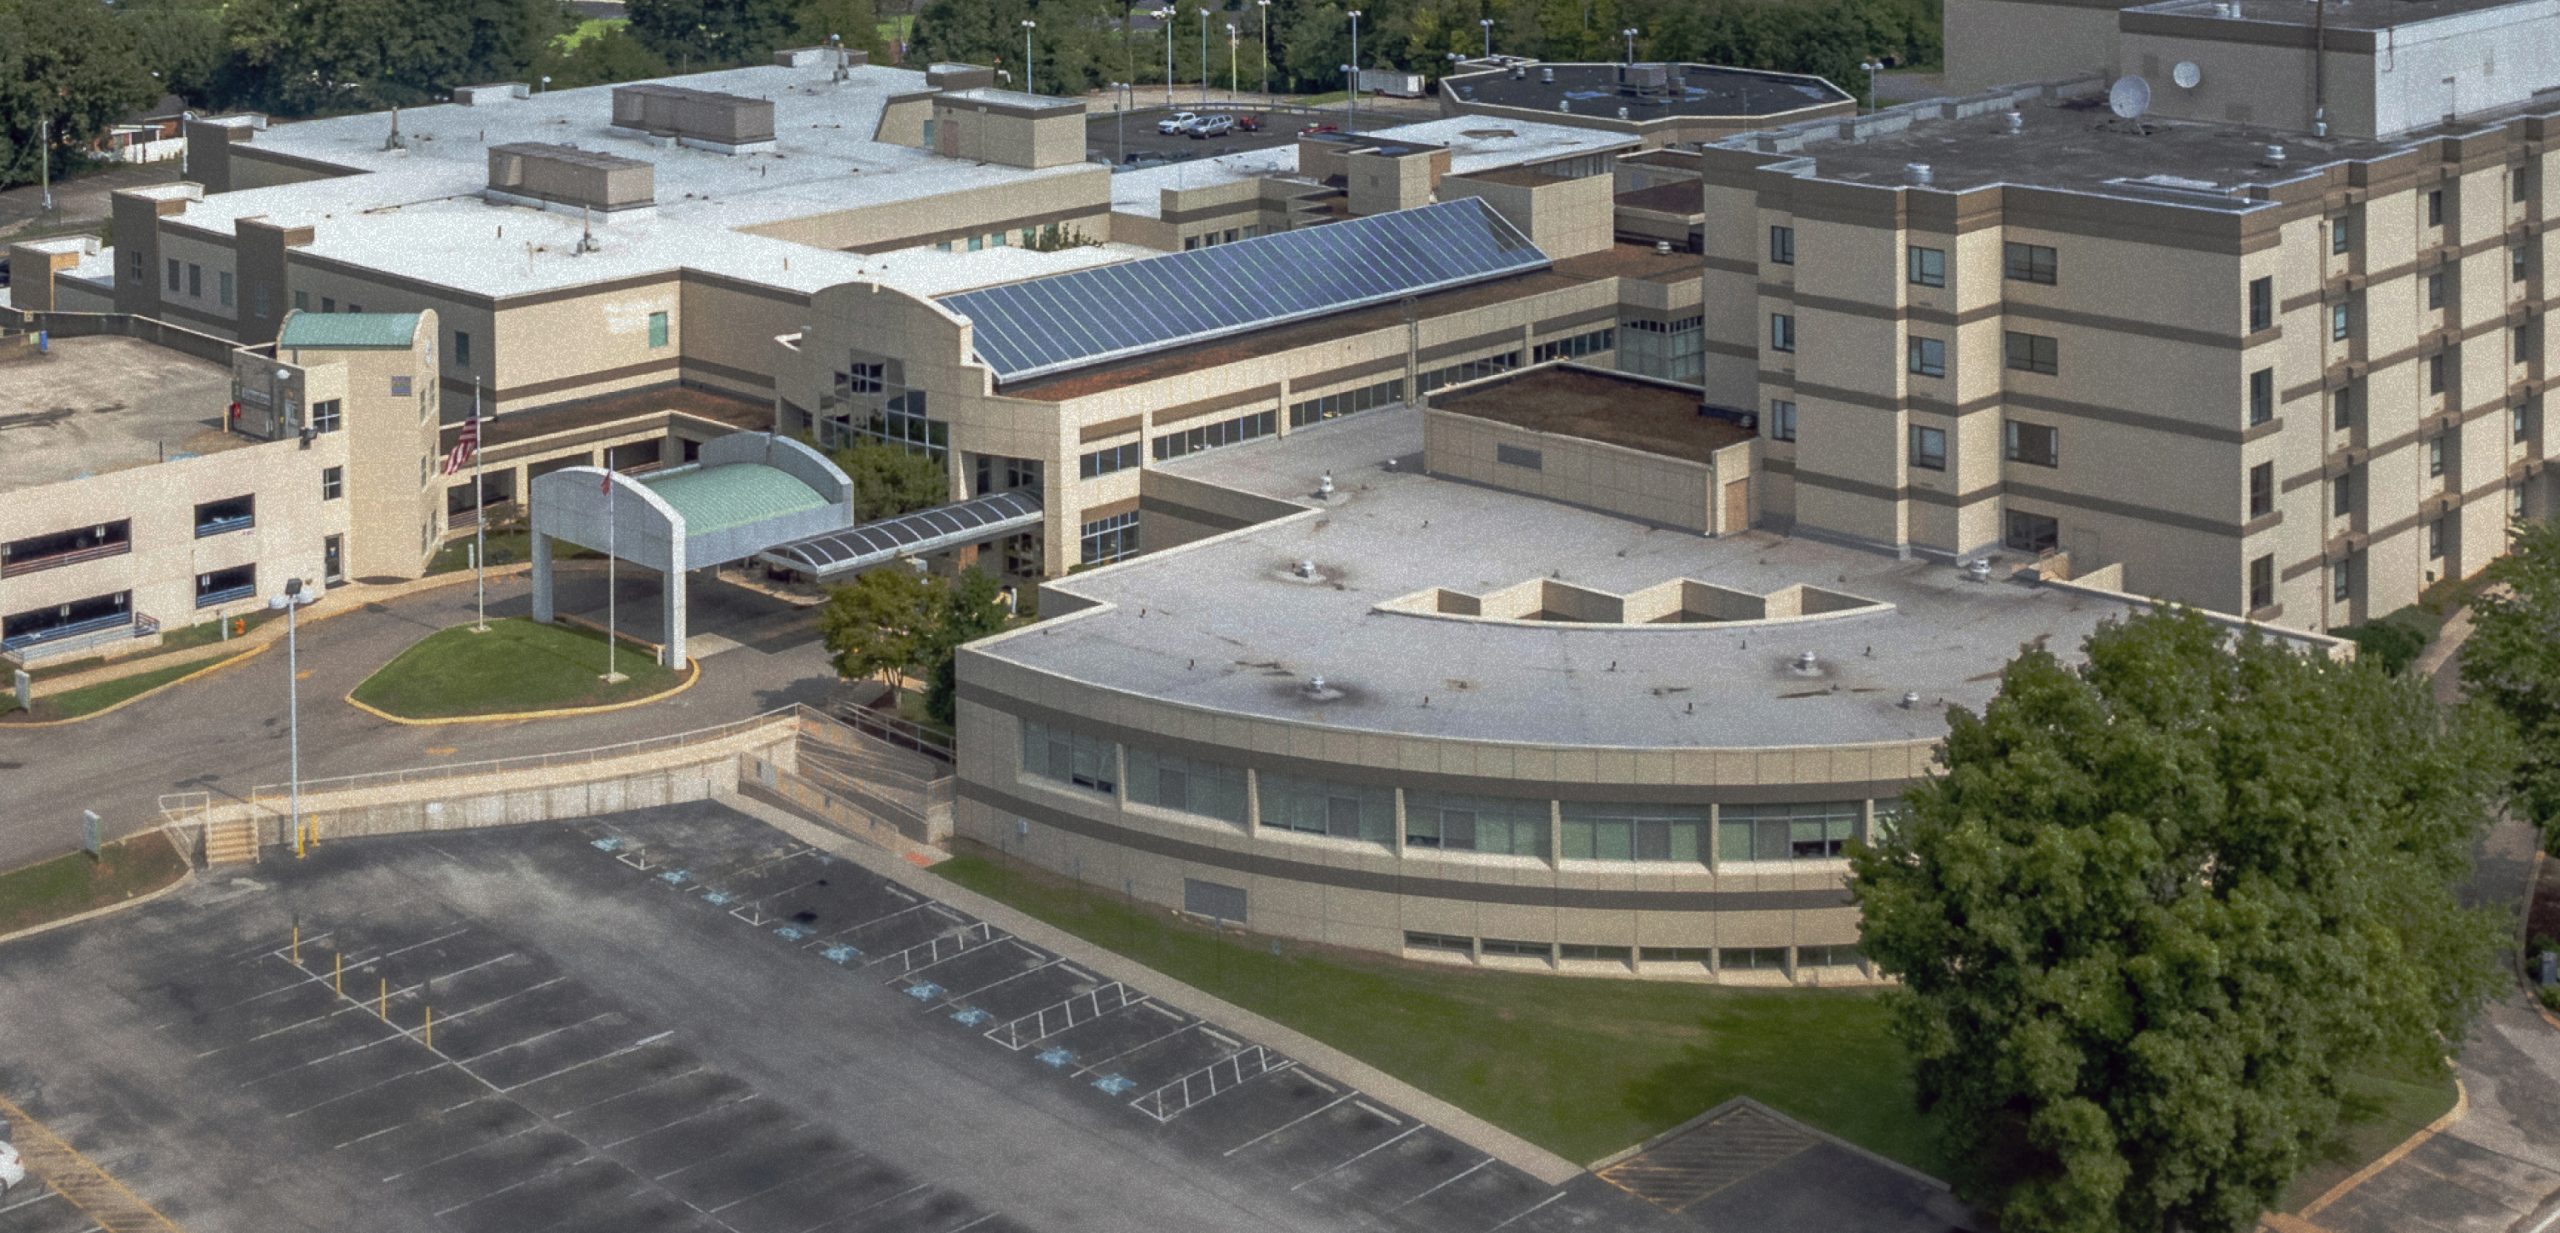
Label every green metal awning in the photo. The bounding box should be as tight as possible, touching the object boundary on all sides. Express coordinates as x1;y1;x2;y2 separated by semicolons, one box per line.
639;464;831;535
276;311;424;350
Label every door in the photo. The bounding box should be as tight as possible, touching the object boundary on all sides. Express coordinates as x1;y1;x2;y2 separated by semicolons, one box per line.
322;535;344;584
1721;478;1752;535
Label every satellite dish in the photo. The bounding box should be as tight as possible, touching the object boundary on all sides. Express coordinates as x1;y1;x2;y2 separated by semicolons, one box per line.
2172;61;2202;89
2109;75;2153;119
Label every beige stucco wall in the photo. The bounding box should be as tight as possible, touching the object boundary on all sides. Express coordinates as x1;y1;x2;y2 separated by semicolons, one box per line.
1941;0;2124;93
1422;407;1740;534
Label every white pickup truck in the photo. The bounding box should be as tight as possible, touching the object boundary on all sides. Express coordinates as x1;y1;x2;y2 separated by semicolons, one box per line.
0;1138;24;1196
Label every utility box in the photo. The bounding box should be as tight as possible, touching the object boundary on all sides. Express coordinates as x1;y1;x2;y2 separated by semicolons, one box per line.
2539;950;2557;987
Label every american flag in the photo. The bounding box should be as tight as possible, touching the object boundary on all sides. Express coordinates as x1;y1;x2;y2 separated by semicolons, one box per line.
441;415;480;476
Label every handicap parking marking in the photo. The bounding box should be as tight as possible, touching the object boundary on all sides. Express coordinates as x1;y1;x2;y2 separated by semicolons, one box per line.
590;837;626;852
773;925;811;942
1038;1047;1076;1069
903;982;944;1001
819;944;862;965
657;869;692;887
950;1008;993;1027
1092;1074;1137;1096
700;891;735;907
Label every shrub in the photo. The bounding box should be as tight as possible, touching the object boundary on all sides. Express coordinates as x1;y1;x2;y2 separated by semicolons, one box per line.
2345;617;2430;677
2541;985;2560;1014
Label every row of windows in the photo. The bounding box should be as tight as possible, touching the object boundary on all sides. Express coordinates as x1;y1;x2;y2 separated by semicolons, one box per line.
1416;350;1523;395
1154;409;1275;461
1531;327;1615;364
1079;440;1140;479
1078;511;1139;566
1403;933;1864;971
1618;315;1702;384
1023;721;1889;865
1894;420;2056;471
1288;378;1404;429
1767;229;2055;288
2330;171;2539;256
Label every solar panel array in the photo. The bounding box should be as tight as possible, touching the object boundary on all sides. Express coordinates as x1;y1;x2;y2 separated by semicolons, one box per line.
941;199;1551;384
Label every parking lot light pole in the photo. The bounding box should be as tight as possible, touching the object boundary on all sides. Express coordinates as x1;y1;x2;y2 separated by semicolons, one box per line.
1480;17;1494;58
1859;59;1886;112
1621;27;1639;64
1227;24;1238;98
1346;9;1363;129
1257;0;1271;104
1022;20;1037;94
1154;8;1176;105
1198;8;1211;105
1110;82;1130;162
266;577;314;858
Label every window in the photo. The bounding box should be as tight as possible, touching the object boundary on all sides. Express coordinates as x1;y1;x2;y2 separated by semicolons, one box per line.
1721;946;1790;971
187;264;201;298
1416;351;1520;394
1768;399;1797;442
389;375;412;397
1079;440;1141;479
2333;472;2353;517
2518;323;2536;364
1479;938;1551;960
2004;420;2058;467
254;285;271;320
347;304;361;314
419;457;429;488
2249;554;2275;611
2429;352;2448;395
1125;746;1248;825
453;330;472;367
125;250;141;284
2517;242;2535;284
2003;242;2057;284
1907;336;1946;378
1496;443;1543;470
2427;188;2445;227
1405;931;1472;954
2428;434;2447;477
1907;246;1945;287
193;495;256;538
309;399;342;433
2515;403;2534;444
194;564;257;610
2005;508;2059;552
1769;313;1795;353
2332;385;2355;431
1716;802;1861;863
2330;302;2351;341
1021;720;1115;793
2516;164;2536;203
1768;225;1794;265
2249;368;2275;425
1617;314;1703;383
321;296;335;313
1531;327;1614;363
1559;943;1634;964
2334;554;2356;603
1408;791;1549;858
1288;379;1400;427
2331;214;2353;255
647;311;669;348
1798;945;1863;969
1156;409;1276;458
218;271;235;308
2248;276;2273;332
2249;461;2274;518
293;290;308;311
1561;803;1708;862
966;235;984;252
1079;510;1139;565
1257;771;1392;845
2426;271;2446;309
165;258;180;292
2004;331;2057;375
1908;424;1947;471
2429;516;2448;559
321;467;344;501
2513;483;2529;520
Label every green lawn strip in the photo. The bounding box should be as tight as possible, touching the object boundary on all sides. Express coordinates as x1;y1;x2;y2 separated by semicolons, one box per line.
350;617;681;719
0;832;187;936
931;846;2468;1185
557;16;626;49
928;848;1932;1167
7;657;230;721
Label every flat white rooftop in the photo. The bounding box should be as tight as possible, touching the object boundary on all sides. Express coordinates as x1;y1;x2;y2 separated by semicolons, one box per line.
1107;116;1636;218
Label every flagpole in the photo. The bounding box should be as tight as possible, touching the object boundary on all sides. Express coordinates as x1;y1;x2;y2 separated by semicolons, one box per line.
472;379;487;632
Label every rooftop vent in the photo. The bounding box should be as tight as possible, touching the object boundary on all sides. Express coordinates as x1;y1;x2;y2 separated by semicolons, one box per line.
1293;558;1317;578
1901;691;1921;709
1305;674;1328;696
1793;649;1820;674
609;83;777;153
2263;143;2286;165
1617;62;1670;96
1511;63;1527;80
2004;110;2023;134
1963;558;1993;583
1540;66;1555;84
1617;106;1631;120
1317;471;1335;498
1655;239;1673;254
1906;162;1933;186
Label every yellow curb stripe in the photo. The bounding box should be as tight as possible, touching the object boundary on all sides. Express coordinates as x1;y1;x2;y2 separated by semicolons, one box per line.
343;656;702;727
2297;1073;2468;1219
1;646;267;729
0;1092;184;1232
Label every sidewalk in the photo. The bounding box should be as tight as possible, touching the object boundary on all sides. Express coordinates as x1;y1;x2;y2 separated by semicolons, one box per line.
716;791;1588;1187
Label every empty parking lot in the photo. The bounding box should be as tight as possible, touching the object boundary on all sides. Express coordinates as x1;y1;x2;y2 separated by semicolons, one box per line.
0;803;1688;1233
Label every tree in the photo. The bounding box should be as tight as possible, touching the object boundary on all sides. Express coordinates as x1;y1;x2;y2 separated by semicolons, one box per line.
818;565;940;697
792;0;891;61
215;0;568;115
1850;607;2511;1233
0;0;156;191
923;568;1011;725
2461;518;2560;827
531;24;675;91
626;0;802;69
829;439;950;521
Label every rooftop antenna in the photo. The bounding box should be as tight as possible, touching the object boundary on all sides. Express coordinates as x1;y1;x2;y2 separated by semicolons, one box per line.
384;104;405;151
575;205;600;254
2108;75;2153;122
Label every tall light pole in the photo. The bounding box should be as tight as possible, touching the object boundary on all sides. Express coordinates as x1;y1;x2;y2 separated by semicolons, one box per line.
1621;27;1639;65
1022;20;1038;94
1198;8;1211;105
38;117;52;215
1154;7;1176;105
1227;24;1239;99
1347;9;1363;130
1110;81;1130;162
1859;59;1886;112
1480;17;1494;59
266;577;315;858
1258;0;1272;104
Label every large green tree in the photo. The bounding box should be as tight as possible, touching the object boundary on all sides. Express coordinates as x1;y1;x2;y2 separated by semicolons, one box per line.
819;565;1011;721
2461;518;2560;834
626;0;802;69
216;0;568;114
1851;607;2510;1233
0;0;156;191
829;439;950;522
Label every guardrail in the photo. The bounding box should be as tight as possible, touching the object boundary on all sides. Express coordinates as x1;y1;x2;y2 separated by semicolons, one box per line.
250;704;809;802
0;540;131;578
830;701;955;764
4;611;151;660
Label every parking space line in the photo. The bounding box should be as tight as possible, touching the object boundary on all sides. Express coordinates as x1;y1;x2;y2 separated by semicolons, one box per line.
1288;1124;1422;1191
1221;1090;1358;1157
1392;1156;1493;1209
651;1117;812;1184
293;1060;453;1123
703;1156;842;1215
452;1011;616;1066
497;1030;676;1093
1067;1012;1197;1079
239;1024;413;1086
595;1093;761;1151
805;900;933;945
550;1065;710;1120
380;1120;546;1182
1482;1191;1567;1231
788;1182;932;1233
431;1154;582;1217
431;975;570;1024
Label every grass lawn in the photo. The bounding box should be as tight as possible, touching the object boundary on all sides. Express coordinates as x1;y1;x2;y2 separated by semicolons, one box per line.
4;657;234;722
557;16;625;50
350;617;683;719
877;14;915;44
932;845;2469;1188
0;832;187;937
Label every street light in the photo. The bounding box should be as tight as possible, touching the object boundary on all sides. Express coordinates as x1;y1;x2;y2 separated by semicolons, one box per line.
1346;9;1363;130
539;75;551;93
1257;0;1272;104
1859;59;1886;112
1620;27;1639;65
1479;17;1494;59
1198;8;1211;105
1022;20;1038;95
1227;24;1239;99
266;576;318;858
1110;81;1131;163
1154;7;1176;105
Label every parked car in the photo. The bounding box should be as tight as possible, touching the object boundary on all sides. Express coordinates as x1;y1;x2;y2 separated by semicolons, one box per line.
0;1139;23;1198
1185;114;1237;139
1234;114;1263;132
1299;122;1340;135
1156;111;1200;135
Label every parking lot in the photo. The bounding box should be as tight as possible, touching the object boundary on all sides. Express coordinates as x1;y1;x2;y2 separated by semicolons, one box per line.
0;803;1686;1233
1086;104;1392;169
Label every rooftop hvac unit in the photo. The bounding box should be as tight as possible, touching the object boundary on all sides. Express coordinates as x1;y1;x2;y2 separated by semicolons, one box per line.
1540;66;1555;84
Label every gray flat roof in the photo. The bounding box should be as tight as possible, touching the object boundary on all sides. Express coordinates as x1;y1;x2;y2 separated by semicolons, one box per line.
1448;62;1851;121
0;336;247;492
978;408;2171;751
2128;0;2532;30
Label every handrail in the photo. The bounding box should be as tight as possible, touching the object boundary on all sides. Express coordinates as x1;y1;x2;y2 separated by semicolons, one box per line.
0;540;132;578
250;704;810;802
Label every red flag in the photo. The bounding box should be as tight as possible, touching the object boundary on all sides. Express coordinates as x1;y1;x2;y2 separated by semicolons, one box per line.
601;467;613;495
440;415;480;477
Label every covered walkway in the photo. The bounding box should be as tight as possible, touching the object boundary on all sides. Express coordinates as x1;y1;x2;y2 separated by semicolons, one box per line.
757;489;1041;581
